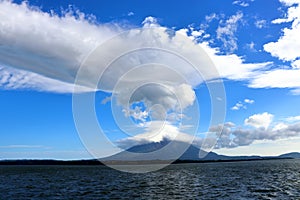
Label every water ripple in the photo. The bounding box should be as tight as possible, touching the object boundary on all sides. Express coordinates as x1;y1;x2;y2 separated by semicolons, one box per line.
0;159;299;199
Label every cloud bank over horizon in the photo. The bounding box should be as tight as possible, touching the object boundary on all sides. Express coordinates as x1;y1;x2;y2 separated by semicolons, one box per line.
209;112;300;149
116;112;300;150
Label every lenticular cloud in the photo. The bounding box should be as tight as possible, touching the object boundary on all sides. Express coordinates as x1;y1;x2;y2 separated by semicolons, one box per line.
0;1;227;169
0;1;119;86
0;1;218;100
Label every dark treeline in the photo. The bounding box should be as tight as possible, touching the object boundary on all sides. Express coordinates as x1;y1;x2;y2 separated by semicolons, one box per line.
0;157;293;165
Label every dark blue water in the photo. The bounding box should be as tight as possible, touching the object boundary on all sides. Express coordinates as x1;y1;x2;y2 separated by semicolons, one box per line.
0;159;299;199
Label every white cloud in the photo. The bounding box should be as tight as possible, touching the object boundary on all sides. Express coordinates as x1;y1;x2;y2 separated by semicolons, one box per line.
173;84;196;109
142;16;158;27
256;1;300;93
272;122;288;131
191;30;204;37
4;1;300;155
216;12;244;53
264;1;300;62
246;41;256;51
291;88;300;95
244;112;274;129
244;98;254;104
117;121;196;149
0;65;92;93
255;19;267;29
205;13;219;23
1;0;300;130
132;110;149;123
291;59;300;68
279;0;300;6
231;102;244;110
128;12;134;16
198;42;271;81
118;83;196;121
232;0;250;7
196;3;300;93
231;98;254;110
101;96;112;105
225;122;236;127
248;68;300;90
286;115;300;122
211;116;300;149
1;1;299;96
0;1;120;88
0;1;273;95
0;2;204;123
214;137;300;156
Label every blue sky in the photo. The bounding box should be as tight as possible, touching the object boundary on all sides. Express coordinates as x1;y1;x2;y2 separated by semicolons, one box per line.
1;0;300;159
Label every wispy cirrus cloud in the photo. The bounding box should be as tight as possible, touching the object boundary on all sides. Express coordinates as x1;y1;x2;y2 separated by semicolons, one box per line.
216;12;244;53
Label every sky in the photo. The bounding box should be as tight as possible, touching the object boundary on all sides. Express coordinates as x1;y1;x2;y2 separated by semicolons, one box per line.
1;0;300;160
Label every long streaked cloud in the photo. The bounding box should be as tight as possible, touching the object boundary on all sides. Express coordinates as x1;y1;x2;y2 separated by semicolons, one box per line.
0;0;120;89
0;65;92;93
248;68;300;91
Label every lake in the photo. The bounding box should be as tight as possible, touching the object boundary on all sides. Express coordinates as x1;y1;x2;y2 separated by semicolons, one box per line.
0;159;299;199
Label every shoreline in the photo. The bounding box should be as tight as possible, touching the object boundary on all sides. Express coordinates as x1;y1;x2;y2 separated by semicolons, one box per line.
0;157;294;166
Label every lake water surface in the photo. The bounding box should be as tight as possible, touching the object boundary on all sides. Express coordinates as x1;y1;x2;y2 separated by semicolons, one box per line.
0;159;299;199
